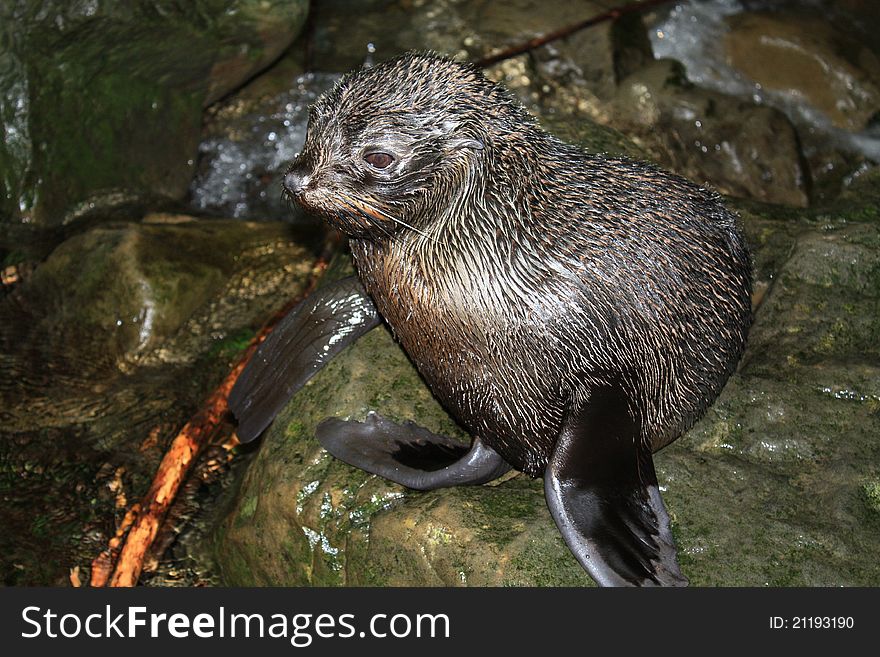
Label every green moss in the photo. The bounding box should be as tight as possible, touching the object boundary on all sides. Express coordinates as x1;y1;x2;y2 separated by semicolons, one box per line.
541;112;648;159
2;250;28;267
864;481;880;514
2;1;308;225
208;328;256;360
505;538;592;587
237;495;259;522
26;51;205;223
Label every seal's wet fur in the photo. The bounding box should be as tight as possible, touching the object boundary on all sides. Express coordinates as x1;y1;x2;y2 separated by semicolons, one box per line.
232;52;753;586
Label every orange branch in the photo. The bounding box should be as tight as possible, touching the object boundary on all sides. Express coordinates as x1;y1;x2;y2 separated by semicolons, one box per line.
107;373;238;587
88;504;141;587
93;251;331;587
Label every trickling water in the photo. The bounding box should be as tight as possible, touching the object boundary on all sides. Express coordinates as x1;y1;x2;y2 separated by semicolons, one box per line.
648;0;880;162
188;72;340;221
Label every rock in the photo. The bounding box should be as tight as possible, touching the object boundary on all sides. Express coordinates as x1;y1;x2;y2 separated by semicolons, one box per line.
611;60;810;207
475;25;810;208
669;203;880;585
190;59;340;222
611;10;656;82
306;0;620;93
0;1;308;226
3;217;315;375
645;1;880;206
0;217;317;585
725;12;880;132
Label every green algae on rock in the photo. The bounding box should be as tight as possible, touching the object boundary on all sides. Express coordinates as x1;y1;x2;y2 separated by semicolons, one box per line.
664;194;880;586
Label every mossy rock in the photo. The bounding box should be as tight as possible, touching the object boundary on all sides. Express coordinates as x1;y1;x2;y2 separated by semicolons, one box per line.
0;0;308;225
11;219;290;370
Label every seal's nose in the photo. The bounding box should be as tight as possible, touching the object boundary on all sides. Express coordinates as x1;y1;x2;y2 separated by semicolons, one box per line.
283;167;306;197
283;156;312;197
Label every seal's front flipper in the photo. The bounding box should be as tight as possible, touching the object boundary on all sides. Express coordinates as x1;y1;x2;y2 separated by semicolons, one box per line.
229;276;381;443
316;412;511;490
544;384;688;587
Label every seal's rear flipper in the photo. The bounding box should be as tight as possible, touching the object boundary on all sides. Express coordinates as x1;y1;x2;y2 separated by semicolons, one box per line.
544;384;688;587
316;412;511;490
229;276;381;443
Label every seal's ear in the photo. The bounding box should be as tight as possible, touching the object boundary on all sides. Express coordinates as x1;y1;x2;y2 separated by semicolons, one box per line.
449;137;484;151
440;118;485;151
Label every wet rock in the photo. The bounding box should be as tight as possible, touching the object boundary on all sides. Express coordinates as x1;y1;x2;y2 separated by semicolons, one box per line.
647;0;880;206
611;60;810;207
305;0;620;84
0;217;317;585
724;12;880;132
3;217;317;375
471;19;811;208
668;199;880;585
190;62;340;221
611;10;656;82
0;1;308;226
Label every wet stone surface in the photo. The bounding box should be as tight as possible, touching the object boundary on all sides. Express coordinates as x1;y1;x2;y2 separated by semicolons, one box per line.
647;0;880;204
0;217;318;585
0;0;308;226
190;67;340;222
609;59;810;207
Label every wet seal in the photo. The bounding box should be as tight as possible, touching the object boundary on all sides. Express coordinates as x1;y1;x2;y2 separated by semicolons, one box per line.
229;52;753;586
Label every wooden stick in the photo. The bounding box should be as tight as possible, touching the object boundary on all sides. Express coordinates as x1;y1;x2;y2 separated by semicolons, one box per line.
303;0;319;73
95;251;331;587
106;377;238;586
474;0;675;68
88;504;142;587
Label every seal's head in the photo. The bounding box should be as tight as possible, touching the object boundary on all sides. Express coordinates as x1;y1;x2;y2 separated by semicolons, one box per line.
283;52;535;239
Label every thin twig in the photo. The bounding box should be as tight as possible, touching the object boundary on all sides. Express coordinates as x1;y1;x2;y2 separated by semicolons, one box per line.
474;0;676;68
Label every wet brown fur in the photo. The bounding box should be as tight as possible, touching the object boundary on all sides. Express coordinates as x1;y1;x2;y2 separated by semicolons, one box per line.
287;52;753;477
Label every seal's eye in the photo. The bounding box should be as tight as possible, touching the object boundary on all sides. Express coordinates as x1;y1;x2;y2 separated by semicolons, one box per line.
364;152;395;169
